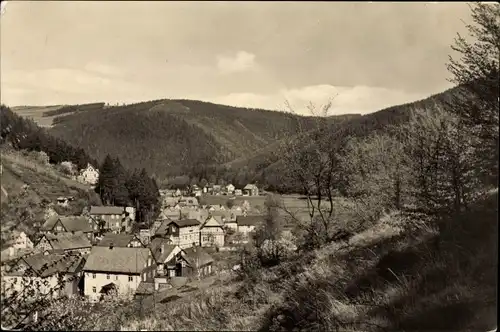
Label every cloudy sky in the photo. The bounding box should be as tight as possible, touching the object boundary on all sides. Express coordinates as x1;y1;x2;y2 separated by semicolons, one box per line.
1;1;472;115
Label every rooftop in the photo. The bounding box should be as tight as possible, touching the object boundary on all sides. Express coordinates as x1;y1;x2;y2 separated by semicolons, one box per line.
83;246;152;274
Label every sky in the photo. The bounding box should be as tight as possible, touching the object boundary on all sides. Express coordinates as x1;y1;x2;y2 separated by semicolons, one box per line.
1;1;473;115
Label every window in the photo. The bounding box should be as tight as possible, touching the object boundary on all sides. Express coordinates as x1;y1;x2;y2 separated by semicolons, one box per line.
148;258;151;267
106;274;110;280
142;273;146;282
92;287;96;293
115;275;118;280
128;276;133;282
92;273;96;279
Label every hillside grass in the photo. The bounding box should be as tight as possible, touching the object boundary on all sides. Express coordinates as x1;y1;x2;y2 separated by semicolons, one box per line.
0;148;100;240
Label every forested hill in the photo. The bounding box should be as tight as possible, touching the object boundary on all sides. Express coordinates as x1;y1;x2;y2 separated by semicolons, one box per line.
13;87;456;185
45;99;357;178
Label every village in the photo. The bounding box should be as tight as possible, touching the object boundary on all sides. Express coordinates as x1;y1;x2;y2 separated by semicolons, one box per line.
0;162;294;307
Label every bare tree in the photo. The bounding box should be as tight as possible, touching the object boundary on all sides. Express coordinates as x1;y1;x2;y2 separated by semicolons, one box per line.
275;98;350;248
447;3;499;187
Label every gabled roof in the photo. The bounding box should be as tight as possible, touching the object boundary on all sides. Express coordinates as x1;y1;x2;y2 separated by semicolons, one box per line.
41;232;92;251
10;252;85;277
243;184;258;190
181;247;214;267
97;233;143;248
236;215;265;227
89;206;125;215
149;238;179;263
171;219;201;228
155;220;171;236
83;246;152;274
201;216;223;229
47;216;92;233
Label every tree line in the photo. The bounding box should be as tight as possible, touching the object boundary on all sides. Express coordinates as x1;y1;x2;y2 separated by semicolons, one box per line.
95;155;160;225
0;105;97;170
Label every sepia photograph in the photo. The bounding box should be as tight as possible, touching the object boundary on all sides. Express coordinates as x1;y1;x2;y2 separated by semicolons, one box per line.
0;1;498;331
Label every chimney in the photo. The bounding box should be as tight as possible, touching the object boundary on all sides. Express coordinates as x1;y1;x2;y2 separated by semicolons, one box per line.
109;242;114;249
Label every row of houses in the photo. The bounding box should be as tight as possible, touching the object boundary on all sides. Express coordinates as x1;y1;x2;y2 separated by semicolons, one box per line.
1;231;216;303
160;183;260;198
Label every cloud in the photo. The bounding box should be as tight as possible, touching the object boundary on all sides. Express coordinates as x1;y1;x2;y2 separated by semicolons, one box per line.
208;84;428;116
216;51;256;74
84;62;122;77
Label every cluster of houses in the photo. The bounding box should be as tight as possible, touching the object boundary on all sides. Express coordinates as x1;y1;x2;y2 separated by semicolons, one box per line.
161;183;260;198
1;196;268;304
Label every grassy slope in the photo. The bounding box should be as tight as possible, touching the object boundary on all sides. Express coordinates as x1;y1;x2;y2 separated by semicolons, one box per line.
0;147;99;239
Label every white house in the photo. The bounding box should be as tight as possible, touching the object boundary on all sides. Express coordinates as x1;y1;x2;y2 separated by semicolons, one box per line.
4;231;33;250
2;252;85;300
199;216;225;248
77;164;99;186
236;216;265;237
154;219;201;249
225;184;235;194
82;246;156;302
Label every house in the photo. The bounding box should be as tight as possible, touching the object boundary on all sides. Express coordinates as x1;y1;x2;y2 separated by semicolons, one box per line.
34;232;92;255
41;215;95;240
181;208;209;223
225;184;235;194
4;231;33;250
162;196;180;208
212;185;222;195
96;233;145;248
149;238;183;278
209;209;232;222
177;197;199;208
88;206;132;233
173;189;182;197
243;184;259;196
77;164;100;186
83;246;156;302
2;252;85;299
154;219;201;249
236;216;265;236
138;229;153;246
224;220;238;231
234;189;243;196
0;247;34;273
56;196;74;207
199;216;225;248
181;247;214;278
160;208;181;220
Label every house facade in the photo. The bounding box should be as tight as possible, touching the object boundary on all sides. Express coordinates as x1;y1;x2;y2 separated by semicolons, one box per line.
77;164;100;186
96;233;145;248
243;184;259;196
155;219;201;249
199;217;225;248
41;215;95;241
225;184;235;194
5;231;33;250
236;216;265;236
35;232;92;255
83;246;156;302
88;206;134;233
1;253;85;299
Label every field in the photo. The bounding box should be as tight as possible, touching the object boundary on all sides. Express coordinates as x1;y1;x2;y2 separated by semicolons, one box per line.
201;193;343;222
11;105;65;128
